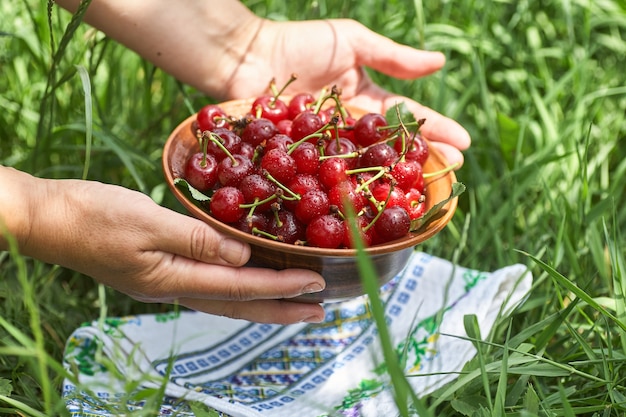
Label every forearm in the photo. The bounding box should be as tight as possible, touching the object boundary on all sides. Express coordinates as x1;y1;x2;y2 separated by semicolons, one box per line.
54;0;262;99
0;166;39;252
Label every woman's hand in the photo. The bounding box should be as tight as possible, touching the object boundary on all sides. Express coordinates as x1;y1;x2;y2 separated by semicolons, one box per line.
223;18;471;167
0;167;326;325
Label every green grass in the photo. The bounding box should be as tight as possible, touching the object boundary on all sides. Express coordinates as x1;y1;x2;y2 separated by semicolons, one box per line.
2;0;626;415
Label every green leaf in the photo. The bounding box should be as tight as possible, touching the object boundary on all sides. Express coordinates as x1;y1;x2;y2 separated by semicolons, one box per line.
450;396;489;416
173;177;211;202
411;182;466;232
74;64;93;180
0;378;12;396
523;384;540;415
521;250;626;333
385;101;417;127
189;402;222;417
496;111;521;169
506;363;571;377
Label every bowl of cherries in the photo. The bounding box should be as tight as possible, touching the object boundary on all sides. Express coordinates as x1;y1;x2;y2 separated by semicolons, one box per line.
163;82;463;302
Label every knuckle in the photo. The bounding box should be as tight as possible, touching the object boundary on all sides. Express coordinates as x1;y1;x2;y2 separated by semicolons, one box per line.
218;304;244;321
188;223;219;260
224;270;249;301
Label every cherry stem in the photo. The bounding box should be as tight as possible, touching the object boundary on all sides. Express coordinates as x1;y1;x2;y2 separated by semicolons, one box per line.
270;204;284;230
411;194;426;207
286;132;326;155
199;131;210;168
240;194;278;209
286;121;335;155
423;163;459;178
269;73;298;104
251;226;280;241
312;86;350;123
318;152;359;161
363;181;396;232
263;170;301;200
312;87;330;114
203;131;238;166
348;166;388;193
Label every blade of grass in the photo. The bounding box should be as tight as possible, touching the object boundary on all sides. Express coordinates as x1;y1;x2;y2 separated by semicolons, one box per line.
604;216;626;355
3;233;53;411
344;200;431;416
463;314;493;412
492;325;511;417
520;250;626;332
74;65;93;180
0;394;49;417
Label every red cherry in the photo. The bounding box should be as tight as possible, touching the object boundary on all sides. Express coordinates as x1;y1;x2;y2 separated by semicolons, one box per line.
276;119;293;136
395;132;429;165
240;173;276;213
265;134;294;153
287;173;322;196
207;128;242;161
288;92;316;120
184;152;218;192
217;154;254;187
318;107;335;124
210;186;245;223
318;157;349;190
327;180;368;215
353;113;389;147
241;118;278;147
260;148;297;184
291;110;324;142
369;182;408;211
251;95;289;124
283;173;322;211
337;115;357;144
237;141;256;160
234;212;270;234
405;187;426;220
359;142;398;168
342;214;375;248
324;137;359;168
269;210;305;244
196;104;228;131
306;214;345;248
294;189;330;225
390;159;423;192
373;206;411;243
291;141;320;175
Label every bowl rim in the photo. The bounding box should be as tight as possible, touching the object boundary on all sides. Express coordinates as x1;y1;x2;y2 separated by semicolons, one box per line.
163;98;458;258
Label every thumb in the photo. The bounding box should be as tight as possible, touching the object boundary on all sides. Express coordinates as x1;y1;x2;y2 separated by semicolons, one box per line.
336;19;446;79
151;205;251;266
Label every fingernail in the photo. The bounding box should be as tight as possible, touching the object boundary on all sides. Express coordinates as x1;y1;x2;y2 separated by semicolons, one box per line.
219;238;246;265
301;313;325;323
302;282;324;294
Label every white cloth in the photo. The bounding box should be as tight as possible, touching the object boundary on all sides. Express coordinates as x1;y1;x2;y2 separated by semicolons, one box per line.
62;251;532;416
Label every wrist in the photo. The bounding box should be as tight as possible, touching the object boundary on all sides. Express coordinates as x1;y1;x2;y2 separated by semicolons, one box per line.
0;167;87;266
54;0;264;100
194;6;265;99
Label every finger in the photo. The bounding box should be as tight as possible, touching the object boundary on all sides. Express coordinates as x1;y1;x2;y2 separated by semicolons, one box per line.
179;297;326;325
387;95;472;152
336;20;446;79
346;82;472;154
428;141;465;168
148;257;326;302
148;205;251;266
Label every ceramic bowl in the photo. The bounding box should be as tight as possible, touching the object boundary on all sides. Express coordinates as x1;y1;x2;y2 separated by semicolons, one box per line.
163;98;458;302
